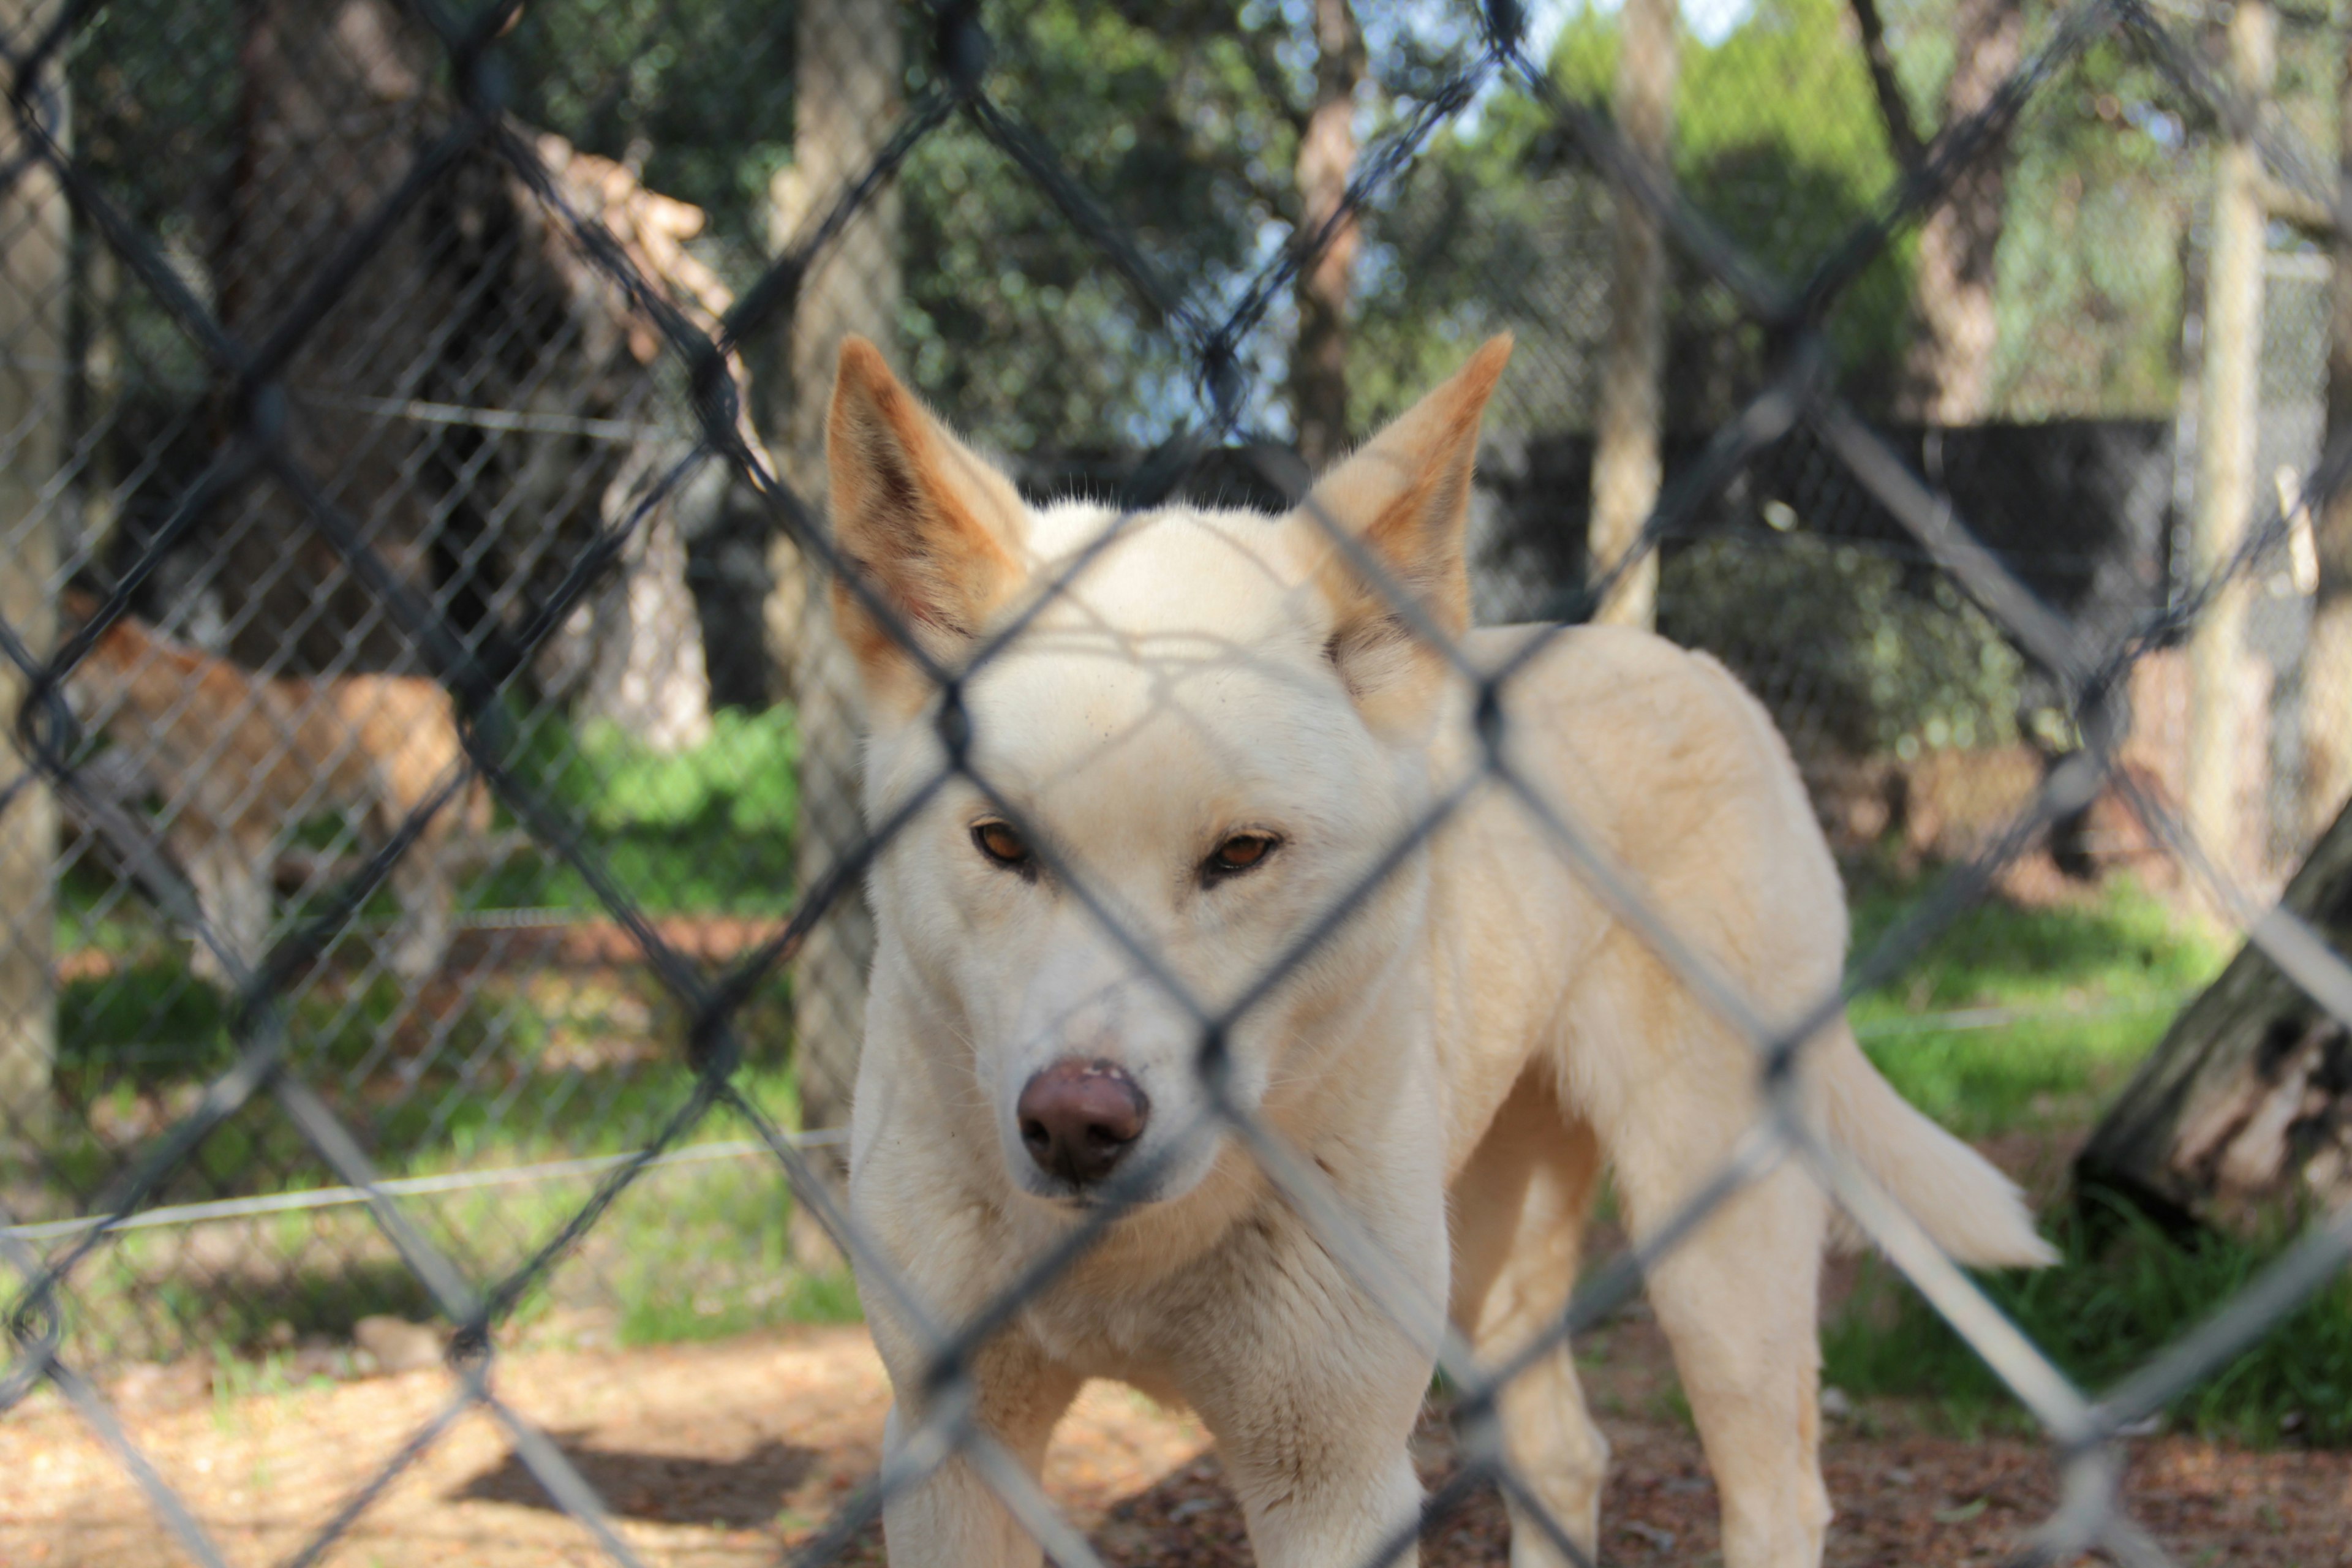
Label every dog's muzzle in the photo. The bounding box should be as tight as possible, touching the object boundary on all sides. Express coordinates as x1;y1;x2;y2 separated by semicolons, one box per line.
1016;1058;1150;1186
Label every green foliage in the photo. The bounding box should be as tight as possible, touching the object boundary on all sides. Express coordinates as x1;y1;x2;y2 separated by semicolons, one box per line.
502;0;797;255
1354;0;1914;437
1825;1198;2352;1447
58;959;235;1082
1988;32;2197;418
570;707;799;839
1365;0;2217;428
1846;877;2226;1135
894;0;1340;448
481;706;798;915
1659;533;2025;758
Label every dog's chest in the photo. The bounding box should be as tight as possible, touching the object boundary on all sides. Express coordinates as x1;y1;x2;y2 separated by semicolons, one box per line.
1017;1268;1179;1384
1011;1227;1253;1400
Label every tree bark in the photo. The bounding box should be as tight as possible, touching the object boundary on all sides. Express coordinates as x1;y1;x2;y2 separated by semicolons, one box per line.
217;0;720;726
0;0;65;1133
763;0;902;1185
1291;0;1365;473
1899;0;2024;423
2186;0;2276;893
1849;0;1924;172
575;507;714;753
1587;0;1678;630
2076;796;2352;1232
2305;17;2352;839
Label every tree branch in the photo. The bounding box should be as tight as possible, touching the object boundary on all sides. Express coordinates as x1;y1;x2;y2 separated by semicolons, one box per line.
1849;0;1924;170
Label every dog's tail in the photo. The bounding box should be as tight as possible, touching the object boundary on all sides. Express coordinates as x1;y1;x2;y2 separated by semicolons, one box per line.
1816;1022;2058;1268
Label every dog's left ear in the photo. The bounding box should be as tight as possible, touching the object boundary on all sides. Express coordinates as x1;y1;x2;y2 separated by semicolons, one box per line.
1293;333;1510;716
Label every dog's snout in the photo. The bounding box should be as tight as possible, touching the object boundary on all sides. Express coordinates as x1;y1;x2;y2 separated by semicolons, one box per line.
1016;1059;1149;1186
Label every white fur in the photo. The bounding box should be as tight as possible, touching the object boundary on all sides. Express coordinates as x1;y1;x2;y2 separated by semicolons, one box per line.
835;348;2051;1568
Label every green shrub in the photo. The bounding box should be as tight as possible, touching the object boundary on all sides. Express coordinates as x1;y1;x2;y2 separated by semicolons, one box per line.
485;704;799;914
570;706;798;839
1660;535;2024;759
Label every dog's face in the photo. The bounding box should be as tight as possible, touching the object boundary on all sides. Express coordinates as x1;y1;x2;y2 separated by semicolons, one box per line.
829;337;1510;1210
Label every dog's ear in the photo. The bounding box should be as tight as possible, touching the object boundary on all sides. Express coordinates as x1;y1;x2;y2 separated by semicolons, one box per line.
826;337;1030;713
1294;334;1510;715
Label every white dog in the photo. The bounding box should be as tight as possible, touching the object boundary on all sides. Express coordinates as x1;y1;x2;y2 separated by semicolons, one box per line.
831;336;2052;1568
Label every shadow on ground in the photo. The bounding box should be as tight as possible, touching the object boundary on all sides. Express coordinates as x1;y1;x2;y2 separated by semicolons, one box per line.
455;1434;818;1528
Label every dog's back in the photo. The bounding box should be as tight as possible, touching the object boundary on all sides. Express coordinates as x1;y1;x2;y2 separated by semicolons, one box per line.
67;606;362;845
61;594;484;978
64;596;482;842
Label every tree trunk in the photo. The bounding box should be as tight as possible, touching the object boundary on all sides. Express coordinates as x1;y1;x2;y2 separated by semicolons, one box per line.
1291;0;1365;473
1900;0;2024;423
763;0;902;1185
2304;18;2352;839
1587;0;1678;630
219;0;720;712
0;1;66;1132
575;507;714;753
216;0;436;669
2076;797;2352;1232
2187;0;2276;894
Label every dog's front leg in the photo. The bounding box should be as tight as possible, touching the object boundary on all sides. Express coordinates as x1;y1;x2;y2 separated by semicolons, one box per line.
876;1334;1081;1568
1184;1208;1439;1568
1222;1419;1423;1568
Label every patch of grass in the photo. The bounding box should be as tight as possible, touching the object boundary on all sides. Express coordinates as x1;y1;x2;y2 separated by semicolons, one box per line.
31;702;848;1362
24;965;828;1361
480;706;798;916
1822;874;2352;1447
1648;1382;1695;1434
1825;1196;2352;1447
596;1141;861;1345
1844;877;2226;1135
618;1263;864;1347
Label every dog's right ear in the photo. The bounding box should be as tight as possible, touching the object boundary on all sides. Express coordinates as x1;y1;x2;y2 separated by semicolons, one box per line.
826;337;1030;714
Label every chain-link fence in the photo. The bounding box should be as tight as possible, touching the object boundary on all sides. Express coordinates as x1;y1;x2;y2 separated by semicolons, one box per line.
6;0;2352;1562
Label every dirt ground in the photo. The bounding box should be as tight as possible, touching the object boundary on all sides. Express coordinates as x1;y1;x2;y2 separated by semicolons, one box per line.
3;1302;2346;1568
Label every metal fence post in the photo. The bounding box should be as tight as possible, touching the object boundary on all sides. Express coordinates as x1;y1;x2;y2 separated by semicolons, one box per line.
2188;0;2275;890
2307;14;2352;839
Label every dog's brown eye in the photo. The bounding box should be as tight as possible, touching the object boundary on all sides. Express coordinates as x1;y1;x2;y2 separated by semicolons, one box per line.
1206;832;1278;878
973;820;1030;869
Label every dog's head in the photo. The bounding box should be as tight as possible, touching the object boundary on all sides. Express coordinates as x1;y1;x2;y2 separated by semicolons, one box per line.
829;336;1510;1210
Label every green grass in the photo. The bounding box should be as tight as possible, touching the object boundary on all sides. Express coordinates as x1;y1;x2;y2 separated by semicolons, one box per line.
33;771;2340;1439
21;1055;826;1360
1827;876;2352;1447
477;705;799;916
23;704;837;1364
1825;1196;2352;1446
1845;876;2228;1136
28;897;821;1360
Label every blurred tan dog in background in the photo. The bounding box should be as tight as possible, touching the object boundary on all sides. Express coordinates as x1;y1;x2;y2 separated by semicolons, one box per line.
62;592;486;983
831;337;2051;1568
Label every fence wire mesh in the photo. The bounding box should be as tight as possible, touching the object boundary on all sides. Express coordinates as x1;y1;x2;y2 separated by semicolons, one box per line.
4;0;2352;1564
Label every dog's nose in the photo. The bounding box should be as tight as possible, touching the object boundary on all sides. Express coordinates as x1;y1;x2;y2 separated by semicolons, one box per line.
1017;1058;1150;1186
